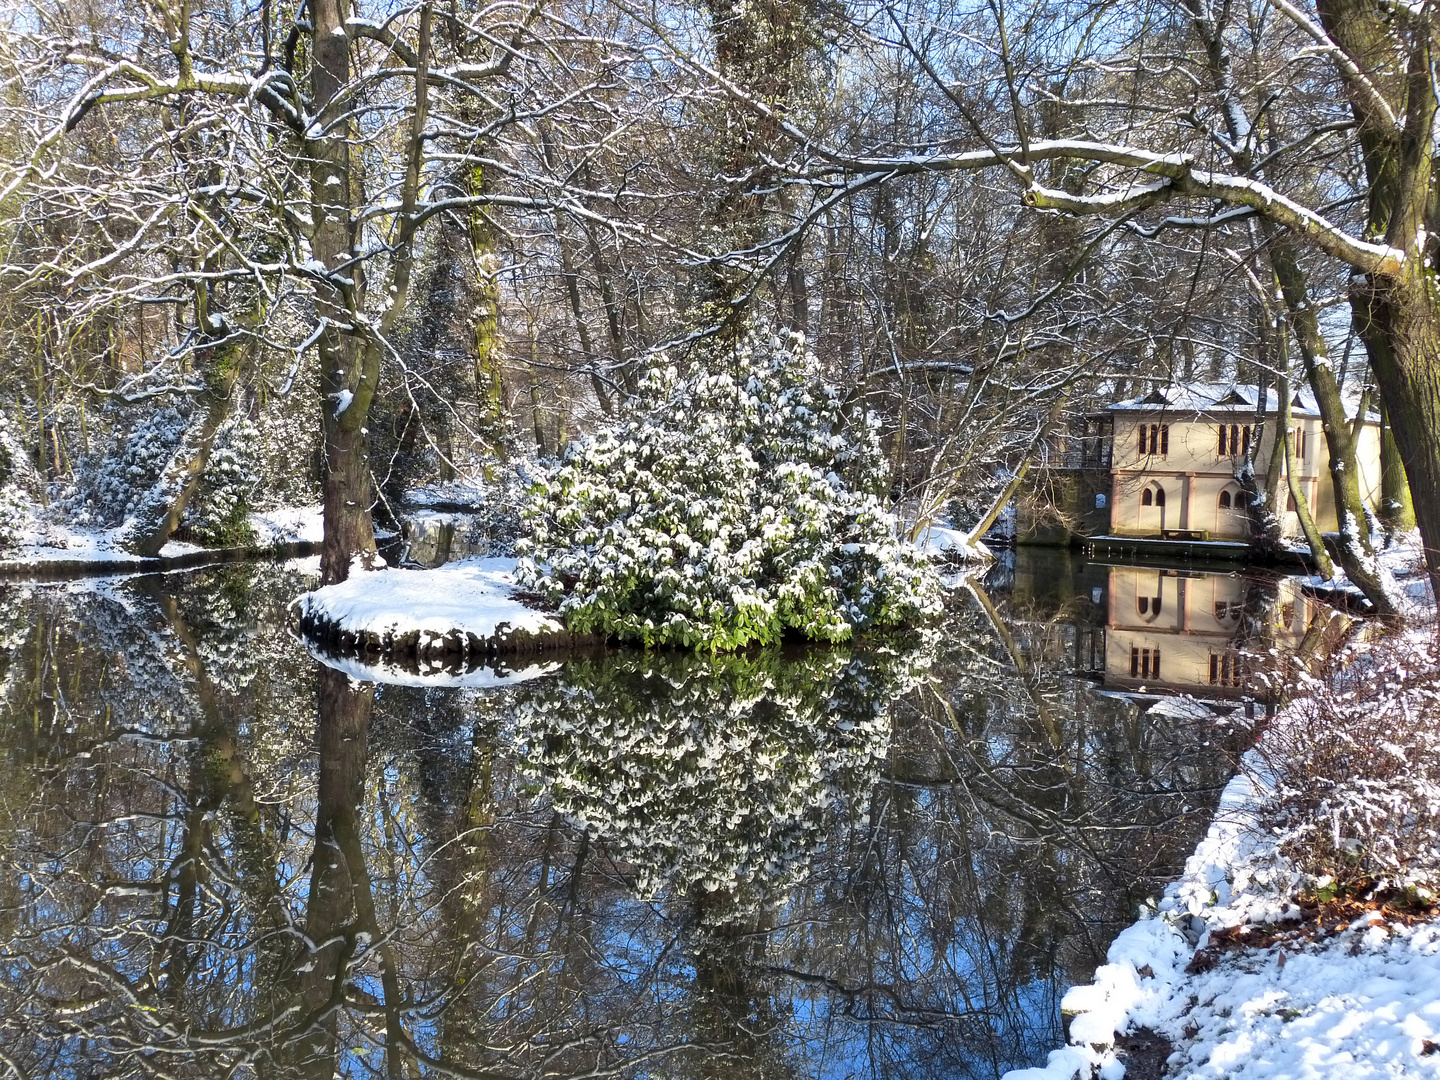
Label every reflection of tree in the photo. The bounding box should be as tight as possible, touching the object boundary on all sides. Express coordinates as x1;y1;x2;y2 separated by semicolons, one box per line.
0;570;1242;1080
510;647;928;925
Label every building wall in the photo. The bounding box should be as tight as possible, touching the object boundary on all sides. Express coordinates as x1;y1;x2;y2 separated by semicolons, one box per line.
1106;411;1381;539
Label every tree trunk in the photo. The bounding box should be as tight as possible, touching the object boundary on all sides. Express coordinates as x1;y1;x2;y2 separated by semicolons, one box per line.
123;354;241;556
1269;237;1396;613
1378;399;1416;533
310;0;379;585
1352;270;1440;606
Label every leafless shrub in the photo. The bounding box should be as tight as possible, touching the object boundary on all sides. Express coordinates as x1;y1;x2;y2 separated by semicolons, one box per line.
1252;637;1440;895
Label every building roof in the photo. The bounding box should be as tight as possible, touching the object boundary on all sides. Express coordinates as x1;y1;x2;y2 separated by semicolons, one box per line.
1106;380;1375;421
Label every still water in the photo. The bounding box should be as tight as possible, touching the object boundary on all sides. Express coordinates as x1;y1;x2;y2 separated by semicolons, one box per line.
0;549;1311;1078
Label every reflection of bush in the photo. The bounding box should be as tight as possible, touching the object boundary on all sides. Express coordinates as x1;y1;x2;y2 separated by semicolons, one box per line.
511;643;933;920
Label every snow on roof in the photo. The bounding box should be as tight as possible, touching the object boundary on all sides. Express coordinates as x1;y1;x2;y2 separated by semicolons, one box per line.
1107;381;1375;421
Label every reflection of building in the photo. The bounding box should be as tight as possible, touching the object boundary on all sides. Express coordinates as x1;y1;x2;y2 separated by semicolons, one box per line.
1052;383;1383;543
1098;566;1312;700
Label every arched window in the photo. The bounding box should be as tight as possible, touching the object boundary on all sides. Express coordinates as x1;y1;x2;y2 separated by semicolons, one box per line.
1154;486;1166;508
1141;488;1153;507
1138;596;1149;615
1235;491;1249;510
1219;487;1246;512
1218;490;1231;510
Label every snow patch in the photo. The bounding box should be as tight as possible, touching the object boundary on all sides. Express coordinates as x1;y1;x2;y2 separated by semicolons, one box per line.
291;556;562;643
913;524;994;563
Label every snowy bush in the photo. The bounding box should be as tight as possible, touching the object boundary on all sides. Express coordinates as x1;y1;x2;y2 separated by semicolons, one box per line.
184;416;262;545
517;329;943;649
63;405;192;528
0;414;38;551
1255;638;1440;894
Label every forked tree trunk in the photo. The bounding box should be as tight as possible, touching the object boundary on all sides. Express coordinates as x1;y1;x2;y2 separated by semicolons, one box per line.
1353;270;1440;606
1270;239;1396;613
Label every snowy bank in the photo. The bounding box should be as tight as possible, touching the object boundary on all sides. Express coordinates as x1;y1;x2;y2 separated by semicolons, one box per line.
249;503;324;545
0;522;321;579
292;556;599;660
1005;639;1440;1080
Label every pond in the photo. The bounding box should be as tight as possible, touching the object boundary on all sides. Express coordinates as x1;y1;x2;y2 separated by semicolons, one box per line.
0;548;1313;1078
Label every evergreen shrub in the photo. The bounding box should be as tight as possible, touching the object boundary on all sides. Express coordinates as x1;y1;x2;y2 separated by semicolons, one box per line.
517;329;942;648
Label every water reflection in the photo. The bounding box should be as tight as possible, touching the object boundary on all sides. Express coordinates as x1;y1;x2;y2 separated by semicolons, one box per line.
0;560;1250;1078
1004;549;1339;707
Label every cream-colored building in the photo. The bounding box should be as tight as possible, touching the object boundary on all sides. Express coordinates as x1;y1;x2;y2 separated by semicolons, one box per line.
1085;383;1382;541
1103;566;1313;698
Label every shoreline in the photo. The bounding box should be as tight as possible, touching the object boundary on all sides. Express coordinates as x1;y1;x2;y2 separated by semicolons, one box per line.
1004;626;1440;1080
0;539;324;580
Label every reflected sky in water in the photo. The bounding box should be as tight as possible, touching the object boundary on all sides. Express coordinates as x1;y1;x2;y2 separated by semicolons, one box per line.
0;550;1283;1078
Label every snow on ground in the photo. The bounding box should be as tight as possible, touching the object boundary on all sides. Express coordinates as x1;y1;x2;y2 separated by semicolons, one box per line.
302;638;562;688
1006;634;1440;1080
249;503;324;544
291;556;561;643
1295;530;1433;620
0;504;324;572
913;523;993;563
0;523;206;568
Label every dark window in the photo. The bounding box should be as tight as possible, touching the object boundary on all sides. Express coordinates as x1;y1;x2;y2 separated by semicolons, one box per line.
1152;648;1162;679
1208;652;1243;687
1220;424;1252;456
1142;488;1153;507
1152;594;1162;615
1154;486;1166;508
1138;596;1149;615
1160;426;1170;455
1286;492;1298;512
1138;425;1147;455
1131;647;1140;677
1235;492;1249;510
1218;490;1231;510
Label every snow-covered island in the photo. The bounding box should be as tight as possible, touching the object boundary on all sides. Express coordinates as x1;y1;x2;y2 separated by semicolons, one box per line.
293;331;953;658
291;556;595;662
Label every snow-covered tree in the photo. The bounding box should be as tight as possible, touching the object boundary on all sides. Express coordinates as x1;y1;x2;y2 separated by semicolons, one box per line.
517;329;943;649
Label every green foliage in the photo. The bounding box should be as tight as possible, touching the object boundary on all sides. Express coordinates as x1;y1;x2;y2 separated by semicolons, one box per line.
511;640;934;922
517;329;942;649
